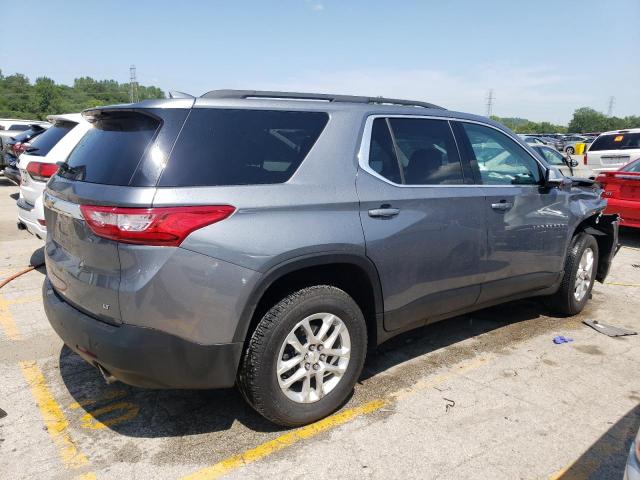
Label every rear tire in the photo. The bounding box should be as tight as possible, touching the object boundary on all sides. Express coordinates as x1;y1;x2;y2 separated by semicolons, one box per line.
238;285;367;427
566;146;575;154
546;233;598;316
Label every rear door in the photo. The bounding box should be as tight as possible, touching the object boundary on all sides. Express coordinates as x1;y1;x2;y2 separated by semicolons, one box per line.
356;116;486;331
453;121;569;303
44;108;188;324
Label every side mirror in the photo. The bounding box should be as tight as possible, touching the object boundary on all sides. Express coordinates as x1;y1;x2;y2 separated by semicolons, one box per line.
544;167;565;187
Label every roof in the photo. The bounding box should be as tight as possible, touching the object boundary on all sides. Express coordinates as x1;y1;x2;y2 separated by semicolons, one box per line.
599;127;640;135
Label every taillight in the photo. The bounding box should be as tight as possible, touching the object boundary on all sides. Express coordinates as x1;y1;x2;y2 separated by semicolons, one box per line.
583;153;588;165
79;205;235;246
26;162;59;182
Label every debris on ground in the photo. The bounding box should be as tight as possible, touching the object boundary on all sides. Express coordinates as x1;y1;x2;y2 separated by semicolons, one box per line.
443;398;455;413
0;407;6;419
553;335;574;344
583;319;637;337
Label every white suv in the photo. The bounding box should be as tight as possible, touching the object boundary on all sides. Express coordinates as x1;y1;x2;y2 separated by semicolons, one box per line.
17;114;90;238
584;128;640;174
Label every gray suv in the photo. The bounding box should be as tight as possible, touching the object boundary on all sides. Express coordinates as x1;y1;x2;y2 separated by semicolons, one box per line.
42;90;619;426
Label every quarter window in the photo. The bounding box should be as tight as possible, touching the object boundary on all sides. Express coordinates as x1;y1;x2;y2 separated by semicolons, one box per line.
461;123;541;185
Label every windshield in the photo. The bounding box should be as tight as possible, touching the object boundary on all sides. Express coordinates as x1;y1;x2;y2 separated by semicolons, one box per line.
590;132;640;151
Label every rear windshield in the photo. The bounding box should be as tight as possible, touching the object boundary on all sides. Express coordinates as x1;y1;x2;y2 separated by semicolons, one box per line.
589;132;640;151
8;124;29;131
622;160;640;173
26;122;76;157
159;108;329;187
61;112;160;185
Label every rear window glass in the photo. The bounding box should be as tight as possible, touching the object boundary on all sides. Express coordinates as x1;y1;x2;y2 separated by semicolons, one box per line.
590;133;640;151
8;124;29;131
159;109;328;187
61;112;160;185
27;122;75;157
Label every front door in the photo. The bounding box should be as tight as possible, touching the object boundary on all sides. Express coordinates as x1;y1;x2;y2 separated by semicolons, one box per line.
356;116;487;331
453;121;569;303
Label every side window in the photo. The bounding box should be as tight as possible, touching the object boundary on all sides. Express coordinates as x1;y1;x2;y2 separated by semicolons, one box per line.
461;123;541;185
387;118;464;185
368;119;402;184
539;147;565;166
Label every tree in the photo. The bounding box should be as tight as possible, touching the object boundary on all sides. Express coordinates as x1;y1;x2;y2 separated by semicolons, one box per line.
0;72;165;119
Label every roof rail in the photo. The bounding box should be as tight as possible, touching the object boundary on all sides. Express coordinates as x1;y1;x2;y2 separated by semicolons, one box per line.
200;89;445;110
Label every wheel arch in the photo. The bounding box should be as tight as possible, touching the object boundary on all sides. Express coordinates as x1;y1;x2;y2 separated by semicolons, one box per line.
569;212;619;282
233;253;384;352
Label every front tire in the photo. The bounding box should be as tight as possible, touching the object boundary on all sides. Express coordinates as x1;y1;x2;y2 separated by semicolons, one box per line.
546;232;598;316
238;285;367;427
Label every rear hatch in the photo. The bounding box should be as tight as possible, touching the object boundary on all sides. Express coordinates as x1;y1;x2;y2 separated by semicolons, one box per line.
19;120;77;206
587;132;640;170
44;106;190;324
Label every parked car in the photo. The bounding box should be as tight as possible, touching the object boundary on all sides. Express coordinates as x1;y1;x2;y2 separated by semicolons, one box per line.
584;128;640;174
562;135;589;154
0;119;48;152
1;124;50;172
42;90;619;427
17;114;90;239
519;135;546;146
530;144;595;178
597;157;640;229
625;425;640;480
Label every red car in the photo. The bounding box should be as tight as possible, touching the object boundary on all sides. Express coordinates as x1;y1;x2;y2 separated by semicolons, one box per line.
597;158;640;228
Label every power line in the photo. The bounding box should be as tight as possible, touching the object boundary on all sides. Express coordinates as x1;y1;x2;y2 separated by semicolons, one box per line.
129;65;139;103
486;89;494;117
607;96;615;117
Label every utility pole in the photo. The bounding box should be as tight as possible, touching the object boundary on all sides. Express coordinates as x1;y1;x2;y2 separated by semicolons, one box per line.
129;65;139;103
607;96;615;117
486;89;494;117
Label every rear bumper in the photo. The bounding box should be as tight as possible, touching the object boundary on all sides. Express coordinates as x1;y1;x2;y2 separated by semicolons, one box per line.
17;194;47;238
605;198;640;229
43;278;243;389
4;164;20;185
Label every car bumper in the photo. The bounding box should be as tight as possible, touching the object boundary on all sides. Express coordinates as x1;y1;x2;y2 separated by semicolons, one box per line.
43;278;243;389
17;195;47;238
605;198;640;229
4;165;20;185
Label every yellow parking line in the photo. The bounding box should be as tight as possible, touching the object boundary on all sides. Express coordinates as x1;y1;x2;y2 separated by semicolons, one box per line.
181;354;495;480
19;361;90;470
605;282;640;287
181;399;386;480
0;290;96;476
0;294;20;340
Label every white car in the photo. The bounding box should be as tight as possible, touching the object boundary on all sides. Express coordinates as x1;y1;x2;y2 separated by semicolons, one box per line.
584;128;640;174
530;144;596;179
17;114;90;239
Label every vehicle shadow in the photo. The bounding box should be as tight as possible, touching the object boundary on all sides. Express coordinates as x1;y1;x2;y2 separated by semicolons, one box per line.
0;177;14;187
555;403;640;479
29;246;46;274
59;297;549;438
619;226;640;249
9;192;18;200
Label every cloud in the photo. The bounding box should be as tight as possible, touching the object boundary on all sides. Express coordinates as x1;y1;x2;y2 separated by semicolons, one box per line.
304;1;324;12
256;64;589;124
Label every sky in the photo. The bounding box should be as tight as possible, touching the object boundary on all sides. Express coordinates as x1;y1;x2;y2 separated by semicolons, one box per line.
1;0;639;125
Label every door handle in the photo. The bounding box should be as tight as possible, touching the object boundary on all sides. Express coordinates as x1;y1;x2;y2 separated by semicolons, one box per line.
368;206;400;218
491;201;513;211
